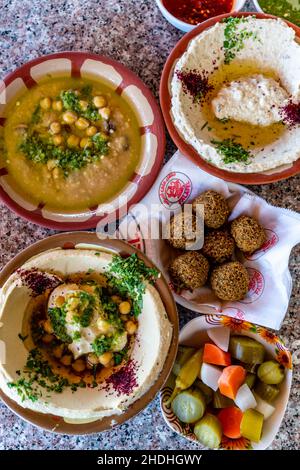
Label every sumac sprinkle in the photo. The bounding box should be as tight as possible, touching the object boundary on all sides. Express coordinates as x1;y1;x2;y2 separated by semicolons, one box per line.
281;100;300;127
163;0;234;25
104;360;138;396
176;69;213;103
17;268;62;296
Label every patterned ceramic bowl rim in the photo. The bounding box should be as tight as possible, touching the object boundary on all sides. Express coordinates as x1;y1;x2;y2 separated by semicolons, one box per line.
0;52;166;230
160;314;292;450
160;11;300;185
0;232;179;435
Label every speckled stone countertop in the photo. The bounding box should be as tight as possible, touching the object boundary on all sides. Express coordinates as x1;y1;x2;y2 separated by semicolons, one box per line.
0;0;299;450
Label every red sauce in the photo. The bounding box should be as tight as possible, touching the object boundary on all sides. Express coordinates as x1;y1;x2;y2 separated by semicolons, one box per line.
162;0;234;25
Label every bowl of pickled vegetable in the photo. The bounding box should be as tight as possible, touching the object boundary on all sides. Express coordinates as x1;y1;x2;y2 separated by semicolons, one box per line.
161;315;292;450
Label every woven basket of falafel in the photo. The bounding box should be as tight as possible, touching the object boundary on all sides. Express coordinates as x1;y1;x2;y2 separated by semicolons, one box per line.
118;152;300;330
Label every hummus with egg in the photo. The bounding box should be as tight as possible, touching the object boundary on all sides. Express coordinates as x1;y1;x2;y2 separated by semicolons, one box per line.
0;249;172;421
171;17;300;173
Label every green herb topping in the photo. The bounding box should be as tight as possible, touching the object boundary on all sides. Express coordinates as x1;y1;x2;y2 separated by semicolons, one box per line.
60;89;100;122
222;17;257;64
92;335;113;356
48;307;72;344
71;291;95;328
8;348;83;402
107;254;159;317
211;138;253;165
20;133;109;176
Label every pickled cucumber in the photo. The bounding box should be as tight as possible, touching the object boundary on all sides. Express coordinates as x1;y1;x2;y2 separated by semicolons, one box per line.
238;362;258;374
254;381;280;403
166;348;203;406
257;360;285;385
195;379;213;404
229;336;265;364
171;389;206;424
213;390;235;408
172;346;195;376
240;408;264;443
244;373;256;389
194;414;222;449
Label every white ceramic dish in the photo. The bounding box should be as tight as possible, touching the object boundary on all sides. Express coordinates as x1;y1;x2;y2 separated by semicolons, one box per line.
160;315;292;450
155;0;247;32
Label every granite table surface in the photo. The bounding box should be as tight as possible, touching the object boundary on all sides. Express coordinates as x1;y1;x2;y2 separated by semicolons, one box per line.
0;0;299;451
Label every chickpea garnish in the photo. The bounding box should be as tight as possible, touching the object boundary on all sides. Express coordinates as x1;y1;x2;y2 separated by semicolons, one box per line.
86;125;97;137
55;295;65;308
53;345;64;359
87;353;99;366
47;159;57;171
52;134;64;146
61;355;73;366
43;319;53;334
126;320;137;335
52;100;63;112
62;110;77;124
49;121;61;135
42;334;55;344
79;100;88;111
52;167;61;179
111;295;122;304
72;359;86;373
80;137;91;149
99;107;111;120
40;97;52;110
67;134;80;147
75;117;90;130
97;319;112;335
119;301;131;315
93;95;107;108
99;351;113;367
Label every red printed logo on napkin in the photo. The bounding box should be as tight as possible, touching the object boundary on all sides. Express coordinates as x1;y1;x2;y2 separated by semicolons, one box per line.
245;229;279;260
159;172;192;209
221;307;246;321
240;268;265;304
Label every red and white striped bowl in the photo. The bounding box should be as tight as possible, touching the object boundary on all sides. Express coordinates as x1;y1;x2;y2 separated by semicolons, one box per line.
0;52;165;230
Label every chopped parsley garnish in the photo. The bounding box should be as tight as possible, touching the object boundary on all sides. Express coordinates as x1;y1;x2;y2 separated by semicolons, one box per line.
114;349;127;366
8;348;82;402
20;134;109;176
107;254;159;317
72;291;95;328
48;307;72;344
211;138;252;165
92;335;113;356
73;331;81;341
222;17;256;64
92;133;109;155
60;89;100;122
18;333;28;342
31;105;41;124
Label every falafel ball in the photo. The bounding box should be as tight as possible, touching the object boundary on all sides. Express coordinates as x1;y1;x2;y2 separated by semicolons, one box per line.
202;230;235;264
169;251;210;290
193;190;230;229
210;261;249;301
167;211;201;250
231;215;266;254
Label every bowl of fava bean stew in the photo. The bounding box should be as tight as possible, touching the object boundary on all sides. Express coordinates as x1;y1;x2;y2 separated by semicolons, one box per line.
161;315;292;450
0;52;165;229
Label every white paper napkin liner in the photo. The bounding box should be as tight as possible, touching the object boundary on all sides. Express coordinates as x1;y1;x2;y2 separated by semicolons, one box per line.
109;151;300;331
